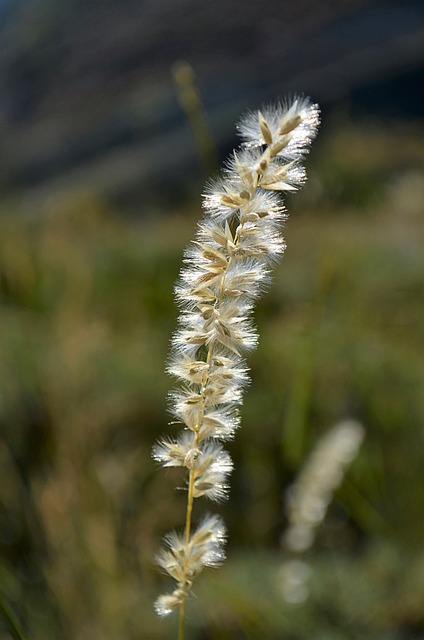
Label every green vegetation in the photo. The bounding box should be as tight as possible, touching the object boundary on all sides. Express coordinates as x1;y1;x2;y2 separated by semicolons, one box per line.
0;120;423;639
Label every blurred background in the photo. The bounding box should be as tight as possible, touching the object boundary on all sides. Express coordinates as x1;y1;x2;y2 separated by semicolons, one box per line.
0;0;423;638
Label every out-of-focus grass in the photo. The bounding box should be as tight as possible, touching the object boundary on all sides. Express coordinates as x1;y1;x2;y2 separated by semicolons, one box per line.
193;543;424;640
0;121;423;639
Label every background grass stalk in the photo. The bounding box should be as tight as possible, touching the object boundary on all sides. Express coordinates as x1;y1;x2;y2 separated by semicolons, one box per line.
0;592;27;640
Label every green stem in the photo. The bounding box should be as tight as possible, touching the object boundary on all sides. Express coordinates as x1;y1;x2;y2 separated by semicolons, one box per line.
0;591;27;640
178;600;186;640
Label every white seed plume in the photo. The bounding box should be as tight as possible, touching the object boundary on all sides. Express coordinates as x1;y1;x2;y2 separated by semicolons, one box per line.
283;419;365;553
153;96;320;618
279;419;365;604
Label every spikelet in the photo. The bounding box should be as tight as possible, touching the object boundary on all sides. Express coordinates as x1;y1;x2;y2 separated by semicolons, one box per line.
153;96;320;624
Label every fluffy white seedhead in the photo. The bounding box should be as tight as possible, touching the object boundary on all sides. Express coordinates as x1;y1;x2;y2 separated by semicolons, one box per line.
283;420;365;554
154;95;319;617
278;420;364;605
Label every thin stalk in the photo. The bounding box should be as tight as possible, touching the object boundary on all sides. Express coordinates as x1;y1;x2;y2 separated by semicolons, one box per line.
0;591;27;640
177;345;211;640
177;216;249;639
178;602;185;640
